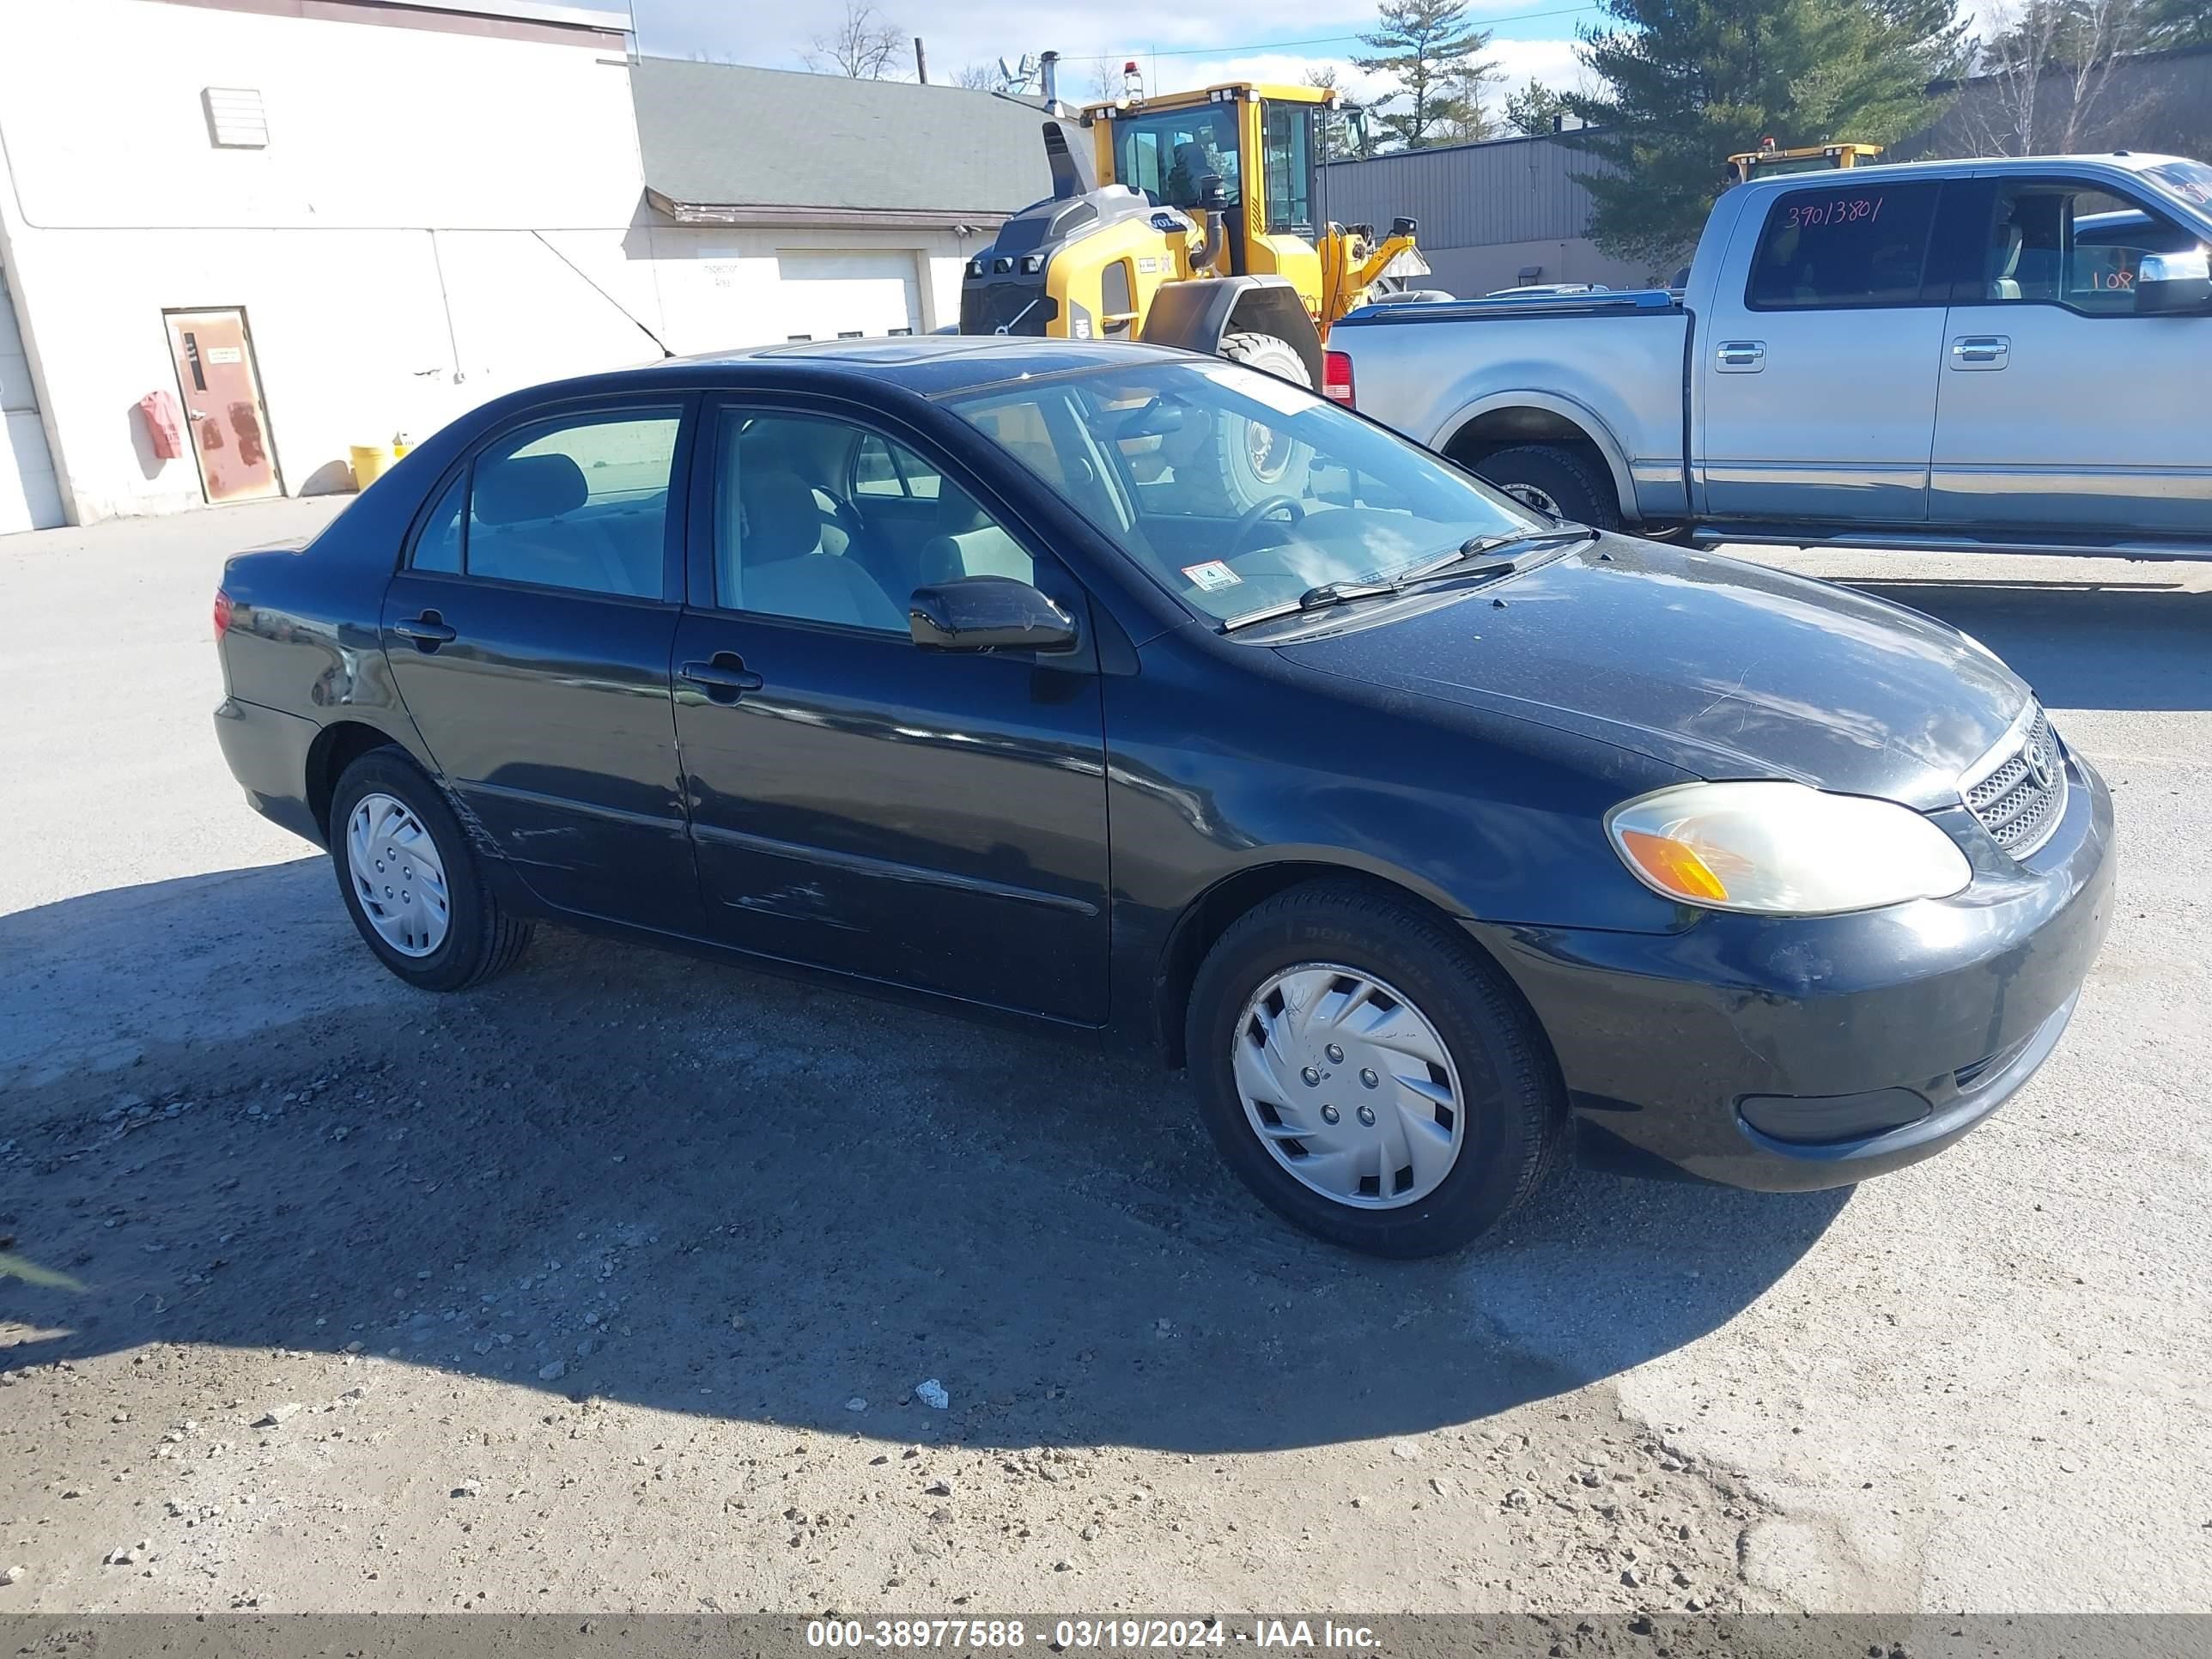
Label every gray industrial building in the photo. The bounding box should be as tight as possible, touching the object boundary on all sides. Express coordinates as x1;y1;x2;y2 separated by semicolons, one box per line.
1319;133;1649;299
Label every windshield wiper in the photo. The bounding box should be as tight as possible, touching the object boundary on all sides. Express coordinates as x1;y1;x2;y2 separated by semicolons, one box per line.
1218;526;1595;632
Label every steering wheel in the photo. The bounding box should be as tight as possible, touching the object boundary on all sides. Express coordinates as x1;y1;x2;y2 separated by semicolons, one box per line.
1230;494;1306;556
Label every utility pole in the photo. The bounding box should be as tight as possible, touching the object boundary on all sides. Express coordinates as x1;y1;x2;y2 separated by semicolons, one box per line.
913;36;927;83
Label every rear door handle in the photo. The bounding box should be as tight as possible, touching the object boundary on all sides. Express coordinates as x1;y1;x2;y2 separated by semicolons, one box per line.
679;653;764;702
1950;335;2010;369
393;611;457;647
1716;340;1765;372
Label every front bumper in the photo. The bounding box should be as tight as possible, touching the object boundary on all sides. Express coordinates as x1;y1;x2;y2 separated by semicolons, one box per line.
1473;749;2115;1192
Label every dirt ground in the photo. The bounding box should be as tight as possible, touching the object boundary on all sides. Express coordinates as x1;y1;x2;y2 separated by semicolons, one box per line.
2;501;2207;1616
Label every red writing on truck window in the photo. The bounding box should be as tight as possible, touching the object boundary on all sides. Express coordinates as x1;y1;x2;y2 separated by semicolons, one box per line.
1785;196;1885;229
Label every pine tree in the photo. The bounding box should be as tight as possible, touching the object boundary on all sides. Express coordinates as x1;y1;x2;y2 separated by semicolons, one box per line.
1353;0;1498;149
1504;79;1571;135
1566;0;1965;267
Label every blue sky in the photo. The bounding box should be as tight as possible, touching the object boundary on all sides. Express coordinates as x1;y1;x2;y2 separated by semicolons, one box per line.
627;0;1599;114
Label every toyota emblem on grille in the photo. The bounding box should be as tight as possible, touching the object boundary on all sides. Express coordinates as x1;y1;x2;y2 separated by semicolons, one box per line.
2027;742;2055;791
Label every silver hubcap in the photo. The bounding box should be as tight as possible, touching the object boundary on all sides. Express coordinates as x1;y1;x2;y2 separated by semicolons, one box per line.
1499;482;1563;517
345;792;451;958
1232;963;1466;1210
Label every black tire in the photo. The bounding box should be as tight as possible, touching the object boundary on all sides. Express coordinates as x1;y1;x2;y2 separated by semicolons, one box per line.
1184;331;1315;508
1474;443;1622;530
1185;879;1565;1258
328;748;532;992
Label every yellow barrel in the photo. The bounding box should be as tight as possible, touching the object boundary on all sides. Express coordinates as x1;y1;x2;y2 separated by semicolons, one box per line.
349;442;410;489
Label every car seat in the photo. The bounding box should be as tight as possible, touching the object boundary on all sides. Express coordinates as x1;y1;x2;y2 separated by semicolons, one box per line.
734;466;904;631
919;483;1033;586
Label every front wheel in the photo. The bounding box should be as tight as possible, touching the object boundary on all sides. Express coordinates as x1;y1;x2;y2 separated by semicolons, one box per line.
330;749;533;992
1185;880;1565;1257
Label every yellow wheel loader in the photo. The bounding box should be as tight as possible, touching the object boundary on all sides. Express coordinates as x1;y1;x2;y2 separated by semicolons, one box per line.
958;76;1427;392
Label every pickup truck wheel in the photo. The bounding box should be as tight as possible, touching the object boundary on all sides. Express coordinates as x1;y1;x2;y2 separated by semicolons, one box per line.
1475;444;1621;530
1186;879;1565;1258
330;750;533;992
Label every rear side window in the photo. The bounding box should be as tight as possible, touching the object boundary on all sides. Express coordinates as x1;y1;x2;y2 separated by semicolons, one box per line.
1746;181;1942;310
407;409;681;597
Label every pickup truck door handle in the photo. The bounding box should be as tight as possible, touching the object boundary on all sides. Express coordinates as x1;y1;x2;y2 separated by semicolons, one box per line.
392;611;457;648
1950;335;2011;370
678;653;765;703
1715;340;1765;373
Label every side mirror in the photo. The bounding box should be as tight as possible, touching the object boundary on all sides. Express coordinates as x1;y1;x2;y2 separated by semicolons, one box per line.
2136;247;2212;314
908;575;1078;653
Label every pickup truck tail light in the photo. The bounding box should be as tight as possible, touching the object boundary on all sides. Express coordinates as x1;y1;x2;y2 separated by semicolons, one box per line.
213;588;234;638
1322;349;1355;407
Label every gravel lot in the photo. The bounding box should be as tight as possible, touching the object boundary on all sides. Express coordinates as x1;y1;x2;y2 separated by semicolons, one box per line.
1;500;2205;1614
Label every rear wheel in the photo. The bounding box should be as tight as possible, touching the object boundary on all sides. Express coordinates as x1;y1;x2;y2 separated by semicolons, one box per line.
1473;443;1621;530
1185;879;1565;1257
1188;331;1313;507
330;749;532;992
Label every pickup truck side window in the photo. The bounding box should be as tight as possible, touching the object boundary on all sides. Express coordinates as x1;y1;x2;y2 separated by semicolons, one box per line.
1978;182;2203;316
1745;182;1942;311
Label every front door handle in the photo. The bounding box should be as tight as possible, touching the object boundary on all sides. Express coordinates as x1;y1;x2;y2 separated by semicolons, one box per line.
1950;334;2010;370
393;611;457;648
679;653;764;703
1716;340;1765;373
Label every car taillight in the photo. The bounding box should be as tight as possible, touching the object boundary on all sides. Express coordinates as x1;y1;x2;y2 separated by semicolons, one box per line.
1322;349;1355;407
213;588;234;638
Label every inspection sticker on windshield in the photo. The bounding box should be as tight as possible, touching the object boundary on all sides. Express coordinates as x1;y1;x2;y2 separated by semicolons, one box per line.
1182;560;1243;592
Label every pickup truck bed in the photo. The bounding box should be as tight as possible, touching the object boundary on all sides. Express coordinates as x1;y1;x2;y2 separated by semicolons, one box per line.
1327;152;2212;559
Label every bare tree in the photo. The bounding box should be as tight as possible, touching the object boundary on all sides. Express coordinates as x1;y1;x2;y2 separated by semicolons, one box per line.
805;1;904;80
1969;0;2148;153
951;61;1000;90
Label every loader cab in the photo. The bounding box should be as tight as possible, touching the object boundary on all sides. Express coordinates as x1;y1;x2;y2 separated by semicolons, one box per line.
1085;83;1329;307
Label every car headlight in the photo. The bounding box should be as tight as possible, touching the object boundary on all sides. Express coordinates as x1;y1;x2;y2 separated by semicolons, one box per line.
1607;781;1972;916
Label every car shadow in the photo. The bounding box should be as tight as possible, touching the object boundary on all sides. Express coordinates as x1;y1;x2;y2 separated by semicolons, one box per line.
1;860;1847;1455
1835;572;2212;713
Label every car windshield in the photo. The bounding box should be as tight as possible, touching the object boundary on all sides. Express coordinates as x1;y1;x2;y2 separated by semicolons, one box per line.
940;362;1545;623
2136;157;2212;222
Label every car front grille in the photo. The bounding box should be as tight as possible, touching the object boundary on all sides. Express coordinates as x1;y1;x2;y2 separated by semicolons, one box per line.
1963;706;2067;859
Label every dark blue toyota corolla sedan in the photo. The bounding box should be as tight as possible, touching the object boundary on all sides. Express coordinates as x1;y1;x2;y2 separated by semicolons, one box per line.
212;338;2112;1256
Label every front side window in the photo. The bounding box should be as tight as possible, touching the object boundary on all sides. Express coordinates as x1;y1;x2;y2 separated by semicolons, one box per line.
1261;101;1314;236
944;362;1543;624
1113;103;1242;210
1979;183;2203;314
710;412;1031;633
459;410;680;597
1746;181;1942;310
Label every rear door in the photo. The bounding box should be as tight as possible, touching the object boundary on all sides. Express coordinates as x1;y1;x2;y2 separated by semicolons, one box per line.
380;399;702;932
1698;179;1948;523
1930;175;2212;535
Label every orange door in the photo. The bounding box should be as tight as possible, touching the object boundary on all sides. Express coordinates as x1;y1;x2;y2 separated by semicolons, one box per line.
164;309;280;503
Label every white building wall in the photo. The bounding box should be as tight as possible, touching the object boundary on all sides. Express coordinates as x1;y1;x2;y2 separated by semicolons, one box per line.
0;0;659;523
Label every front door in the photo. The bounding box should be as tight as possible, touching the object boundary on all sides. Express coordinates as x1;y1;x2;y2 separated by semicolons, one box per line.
380;399;701;932
1698;178;1948;524
672;403;1111;1024
1930;176;2212;536
164;308;280;504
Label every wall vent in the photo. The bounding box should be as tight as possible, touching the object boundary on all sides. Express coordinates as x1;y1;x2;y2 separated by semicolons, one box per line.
203;88;270;149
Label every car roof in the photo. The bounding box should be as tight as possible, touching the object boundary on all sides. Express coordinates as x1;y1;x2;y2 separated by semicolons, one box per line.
479;335;1209;413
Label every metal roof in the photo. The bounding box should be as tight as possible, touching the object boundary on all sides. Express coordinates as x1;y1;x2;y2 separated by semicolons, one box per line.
631;58;1070;224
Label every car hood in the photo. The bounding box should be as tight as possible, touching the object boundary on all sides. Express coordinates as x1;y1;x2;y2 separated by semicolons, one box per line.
1272;536;2031;811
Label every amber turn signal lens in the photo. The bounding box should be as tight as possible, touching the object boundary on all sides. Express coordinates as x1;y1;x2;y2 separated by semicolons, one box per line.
1616;829;1729;902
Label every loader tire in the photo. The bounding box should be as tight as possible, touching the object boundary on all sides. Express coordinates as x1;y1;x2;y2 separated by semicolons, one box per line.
1192;331;1313;505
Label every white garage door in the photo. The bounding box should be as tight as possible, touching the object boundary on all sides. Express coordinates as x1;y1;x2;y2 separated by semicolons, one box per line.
773;251;921;343
0;263;64;534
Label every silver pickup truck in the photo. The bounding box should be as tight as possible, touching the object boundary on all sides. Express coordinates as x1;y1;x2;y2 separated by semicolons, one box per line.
1324;152;2212;557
